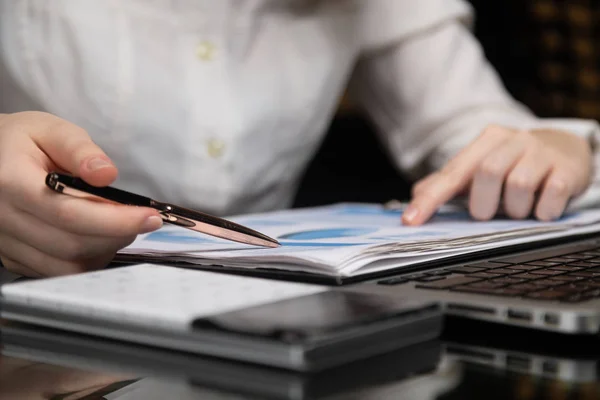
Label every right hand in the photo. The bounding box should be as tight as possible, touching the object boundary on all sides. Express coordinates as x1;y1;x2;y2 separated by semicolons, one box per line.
0;111;163;277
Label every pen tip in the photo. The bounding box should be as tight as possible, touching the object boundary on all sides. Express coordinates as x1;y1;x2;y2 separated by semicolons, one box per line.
265;238;281;248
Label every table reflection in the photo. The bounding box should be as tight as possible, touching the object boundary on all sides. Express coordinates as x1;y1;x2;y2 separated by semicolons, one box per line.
0;321;459;400
0;355;133;400
4;317;600;399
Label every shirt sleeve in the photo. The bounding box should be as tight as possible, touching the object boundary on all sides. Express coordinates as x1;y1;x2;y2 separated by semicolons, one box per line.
350;0;600;210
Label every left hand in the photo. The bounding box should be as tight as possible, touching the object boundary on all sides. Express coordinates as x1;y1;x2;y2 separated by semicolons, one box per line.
402;125;593;225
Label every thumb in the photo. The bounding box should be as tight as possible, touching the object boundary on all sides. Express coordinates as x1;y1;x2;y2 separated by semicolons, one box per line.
33;118;118;187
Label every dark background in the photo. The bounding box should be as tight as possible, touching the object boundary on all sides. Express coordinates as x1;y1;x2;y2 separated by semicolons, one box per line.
293;0;600;208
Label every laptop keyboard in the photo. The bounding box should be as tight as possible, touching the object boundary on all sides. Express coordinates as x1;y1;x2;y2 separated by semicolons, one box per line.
377;243;600;303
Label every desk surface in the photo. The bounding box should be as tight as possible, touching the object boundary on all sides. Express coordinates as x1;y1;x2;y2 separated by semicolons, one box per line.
2;269;600;400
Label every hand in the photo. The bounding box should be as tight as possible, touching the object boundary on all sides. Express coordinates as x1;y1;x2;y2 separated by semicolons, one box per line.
403;125;593;225
0;111;162;277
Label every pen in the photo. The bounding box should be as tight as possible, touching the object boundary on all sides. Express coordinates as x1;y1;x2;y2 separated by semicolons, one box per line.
45;172;280;248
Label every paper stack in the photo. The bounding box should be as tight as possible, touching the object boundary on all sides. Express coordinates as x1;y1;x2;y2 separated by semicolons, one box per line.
118;203;600;282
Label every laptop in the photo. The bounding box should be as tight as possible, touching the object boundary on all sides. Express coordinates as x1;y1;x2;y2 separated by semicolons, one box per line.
365;235;600;334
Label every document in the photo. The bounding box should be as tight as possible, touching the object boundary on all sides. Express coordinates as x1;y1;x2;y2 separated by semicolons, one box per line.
119;203;600;281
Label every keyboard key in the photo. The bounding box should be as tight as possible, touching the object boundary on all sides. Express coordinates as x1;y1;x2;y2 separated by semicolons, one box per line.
562;254;592;260
470;272;504;279
488;277;526;285
567;261;598;268
491;247;594;264
449;266;488;274
483;261;513;265
493;288;526;296
406;273;428;280
428;270;453;276
464;262;501;268
525;290;568;300
567;271;600;278
511;283;545;291
549;275;584;282
415;276;447;282
486;268;520;274
452;286;524;296
506;265;542;271
492;254;548;264
548;266;584;271
512;273;546;280
531;279;562;286
525;261;563;267
544;257;575;263
378;277;409;285
416;276;482;289
529;270;565;276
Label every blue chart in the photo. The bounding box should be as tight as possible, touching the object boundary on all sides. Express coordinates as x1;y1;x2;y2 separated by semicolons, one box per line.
279;227;377;240
430;210;472;221
280;242;365;247
145;230;217;244
277;227;376;247
333;205;402;217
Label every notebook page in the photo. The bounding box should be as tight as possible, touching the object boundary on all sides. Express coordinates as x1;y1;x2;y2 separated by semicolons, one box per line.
1;264;328;330
120;204;600;277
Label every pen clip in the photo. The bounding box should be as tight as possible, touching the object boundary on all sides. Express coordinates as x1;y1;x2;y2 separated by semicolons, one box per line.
151;202;196;228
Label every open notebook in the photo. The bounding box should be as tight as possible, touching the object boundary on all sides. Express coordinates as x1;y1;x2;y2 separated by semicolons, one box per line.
118;203;600;283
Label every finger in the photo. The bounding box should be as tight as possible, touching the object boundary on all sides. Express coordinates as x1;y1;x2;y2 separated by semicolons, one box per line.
503;149;552;219
0;233;113;276
413;173;469;203
29;113;118;186
4;159;162;236
1;256;43;278
412;172;439;197
535;169;577;221
1;205;137;260
404;125;514;225
468;135;529;220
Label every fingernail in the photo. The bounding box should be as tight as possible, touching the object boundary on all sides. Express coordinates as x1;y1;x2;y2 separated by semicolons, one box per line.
87;157;113;171
140;216;163;233
403;205;420;223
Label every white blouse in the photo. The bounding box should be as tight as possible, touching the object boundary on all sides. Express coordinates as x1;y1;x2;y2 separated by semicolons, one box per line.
0;0;598;215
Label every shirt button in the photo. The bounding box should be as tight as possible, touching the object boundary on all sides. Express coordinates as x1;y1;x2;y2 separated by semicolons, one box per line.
206;138;226;159
196;41;216;61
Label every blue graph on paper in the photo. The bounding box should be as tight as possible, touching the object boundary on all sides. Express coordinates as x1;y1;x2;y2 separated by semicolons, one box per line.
145;230;218;244
140;203;591;251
